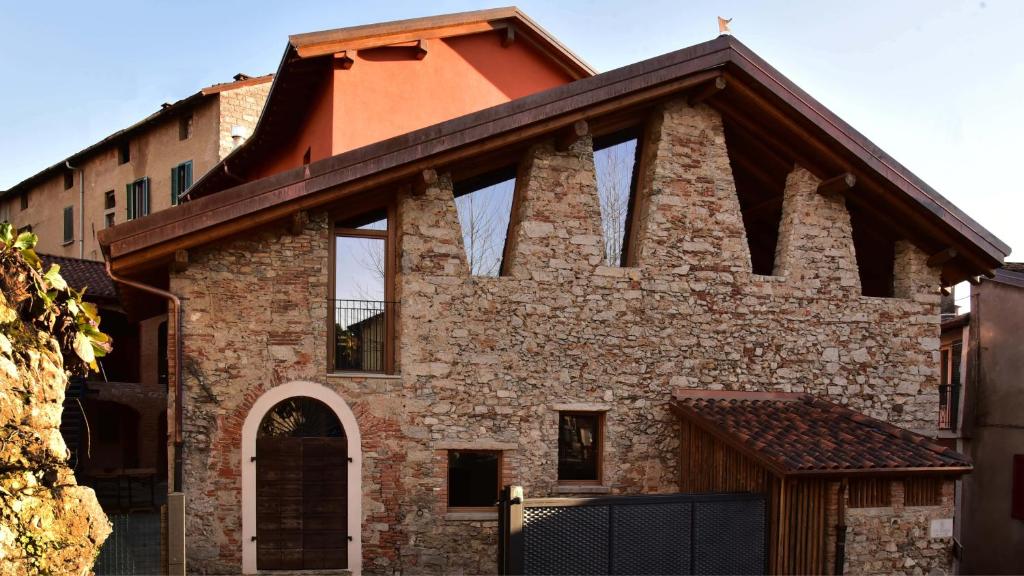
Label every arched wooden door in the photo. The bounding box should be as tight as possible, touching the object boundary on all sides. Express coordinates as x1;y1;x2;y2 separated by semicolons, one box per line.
256;397;348;570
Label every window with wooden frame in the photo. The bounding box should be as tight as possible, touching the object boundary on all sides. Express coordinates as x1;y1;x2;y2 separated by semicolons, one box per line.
126;177;150;220
63;169;74;190
593;127;642;267
118;140;131;165
171;160;192;206
904;477;943;507
331;207;396;374
558;412;604;484
938;341;963;431
847;478;892;508
447;450;501;510
453;166;516;277
179;113;193;141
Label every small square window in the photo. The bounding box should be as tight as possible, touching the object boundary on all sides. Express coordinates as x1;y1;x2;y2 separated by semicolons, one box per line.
848;478;892;508
447;451;500;509
904;477;943;507
19;193;28;211
105;212;115;228
118;141;131;165
64;170;74;190
558;412;603;483
104;190;116;210
179;113;193;141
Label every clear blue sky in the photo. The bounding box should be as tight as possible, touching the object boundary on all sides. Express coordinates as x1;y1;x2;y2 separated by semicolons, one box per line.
2;0;1021;260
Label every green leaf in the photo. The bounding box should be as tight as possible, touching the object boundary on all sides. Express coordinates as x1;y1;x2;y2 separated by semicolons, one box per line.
73;331;96;368
44;264;67;291
20;247;40;269
13;231;38;250
0;222;13;246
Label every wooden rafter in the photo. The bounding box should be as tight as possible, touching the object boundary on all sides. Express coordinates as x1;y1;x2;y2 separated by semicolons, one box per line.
817;173;856;197
554;119;589;151
689;76;727;106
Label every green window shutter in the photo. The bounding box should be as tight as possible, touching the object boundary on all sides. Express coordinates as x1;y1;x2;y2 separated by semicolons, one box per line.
171;166;179;206
184;161;192;189
126;183;134;220
142;177;150;217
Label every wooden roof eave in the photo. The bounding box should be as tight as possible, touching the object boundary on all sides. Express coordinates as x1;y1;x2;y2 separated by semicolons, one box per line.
100;35;1008;277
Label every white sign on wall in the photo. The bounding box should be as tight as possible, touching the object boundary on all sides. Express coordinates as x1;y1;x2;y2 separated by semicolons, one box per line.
930;518;953;539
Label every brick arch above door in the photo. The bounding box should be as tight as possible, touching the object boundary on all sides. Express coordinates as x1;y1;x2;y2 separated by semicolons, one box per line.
240;381;363;575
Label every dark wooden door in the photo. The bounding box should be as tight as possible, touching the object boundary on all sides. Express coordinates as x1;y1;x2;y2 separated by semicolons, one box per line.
256;437;348;570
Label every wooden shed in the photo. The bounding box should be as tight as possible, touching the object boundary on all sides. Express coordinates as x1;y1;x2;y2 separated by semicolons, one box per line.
671;391;972;575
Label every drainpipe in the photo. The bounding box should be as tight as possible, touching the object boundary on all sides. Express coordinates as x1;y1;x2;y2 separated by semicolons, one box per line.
65;161;84;258
104;261;184;492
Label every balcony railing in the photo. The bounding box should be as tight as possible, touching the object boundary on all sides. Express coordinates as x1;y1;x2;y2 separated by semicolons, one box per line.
938;383;961;431
332;299;395;373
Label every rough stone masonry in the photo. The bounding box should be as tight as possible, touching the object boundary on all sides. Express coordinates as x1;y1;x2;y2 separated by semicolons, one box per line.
172;96;947;574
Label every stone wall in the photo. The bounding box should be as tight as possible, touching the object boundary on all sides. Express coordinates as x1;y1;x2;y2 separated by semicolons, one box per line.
844;480;955;575
218;83;271;160
172;97;944;574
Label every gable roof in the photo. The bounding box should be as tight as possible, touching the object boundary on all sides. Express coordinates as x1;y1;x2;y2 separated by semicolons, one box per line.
1;74;272;199
39;254;117;302
98;34;1009;283
672;391;972;477
185;7;594;201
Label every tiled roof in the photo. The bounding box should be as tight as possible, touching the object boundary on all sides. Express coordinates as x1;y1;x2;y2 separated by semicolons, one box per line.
672;391;971;476
39;254;117;301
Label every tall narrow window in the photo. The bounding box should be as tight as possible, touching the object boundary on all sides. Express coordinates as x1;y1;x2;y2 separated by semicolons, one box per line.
558;412;603;483
20;193;28;211
126;177;150;220
62;206;74;244
453;167;515;277
447;451;501;510
171;161;193;206
64;170;74;190
593;129;641;267
333;211;394;373
849;203;896;297
118;141;131;165
179;113;193;141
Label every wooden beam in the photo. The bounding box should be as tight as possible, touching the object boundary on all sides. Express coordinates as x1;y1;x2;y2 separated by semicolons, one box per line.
688;76;727;106
333;51;354;70
414;39;428;60
289;210;309;235
927;248;958;268
170;249;188;273
817;172;856;196
555;119;589;152
502;23;516;47
412;168;438;196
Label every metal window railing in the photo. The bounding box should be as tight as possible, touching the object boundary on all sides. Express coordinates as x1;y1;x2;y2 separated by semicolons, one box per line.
332;299;395;373
938;383;961;431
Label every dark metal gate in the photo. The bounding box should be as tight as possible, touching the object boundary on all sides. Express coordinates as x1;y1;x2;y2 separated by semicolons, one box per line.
499;488;767;575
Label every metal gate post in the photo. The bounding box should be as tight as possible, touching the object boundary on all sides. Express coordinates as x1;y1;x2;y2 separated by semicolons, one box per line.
498;485;524;575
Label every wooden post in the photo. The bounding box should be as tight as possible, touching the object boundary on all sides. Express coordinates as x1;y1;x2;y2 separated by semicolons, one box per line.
289;211;309;235
333;51;354;70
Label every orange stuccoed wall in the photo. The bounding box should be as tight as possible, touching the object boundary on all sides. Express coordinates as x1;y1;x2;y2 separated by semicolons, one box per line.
252;31;576;179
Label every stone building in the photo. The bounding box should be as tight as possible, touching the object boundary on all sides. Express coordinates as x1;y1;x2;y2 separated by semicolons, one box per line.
97;11;1008;576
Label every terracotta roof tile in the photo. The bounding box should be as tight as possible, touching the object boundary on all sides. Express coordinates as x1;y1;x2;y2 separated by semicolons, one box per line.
673;391;971;475
39;254;117;301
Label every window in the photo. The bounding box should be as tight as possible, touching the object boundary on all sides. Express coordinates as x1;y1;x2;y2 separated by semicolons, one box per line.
558;412;603;483
17;225;32;234
126;177;150;220
593;129;641;267
939;341;963;431
171;160;193;206
904;477;942;507
104;190;116;210
447;451;501;509
848;478;891;508
453;166;516;276
63;170;74;190
1013;455;1024;521
20;192;28;211
62;206;73;244
118;140;131;165
105;212;115;228
179;113;193;141
333;210;394;373
849;203;896;297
